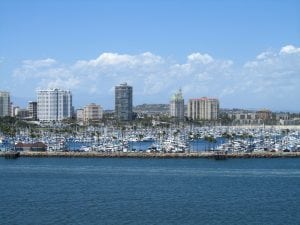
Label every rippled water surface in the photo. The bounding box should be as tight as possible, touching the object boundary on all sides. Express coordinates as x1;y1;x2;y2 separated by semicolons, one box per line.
0;158;299;225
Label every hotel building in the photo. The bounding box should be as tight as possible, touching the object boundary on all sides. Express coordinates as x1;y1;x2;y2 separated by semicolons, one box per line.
187;97;219;120
170;89;184;120
37;89;73;122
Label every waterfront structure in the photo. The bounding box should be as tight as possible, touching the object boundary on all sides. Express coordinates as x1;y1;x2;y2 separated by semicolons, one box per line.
226;109;290;125
227;110;260;125
83;103;103;124
0;91;10;117
28;101;37;120
256;109;272;121
37;89;73;122
276;113;289;121
187;97;219;120
170;89;184;120
115;83;133;121
15;142;47;151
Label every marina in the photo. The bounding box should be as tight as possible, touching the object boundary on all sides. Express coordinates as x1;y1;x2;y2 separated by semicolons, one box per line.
1;125;300;158
1;1;300;224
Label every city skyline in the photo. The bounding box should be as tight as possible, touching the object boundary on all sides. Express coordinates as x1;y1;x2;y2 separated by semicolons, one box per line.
1;0;300;111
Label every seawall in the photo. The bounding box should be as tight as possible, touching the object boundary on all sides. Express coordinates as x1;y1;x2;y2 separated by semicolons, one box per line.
1;151;300;159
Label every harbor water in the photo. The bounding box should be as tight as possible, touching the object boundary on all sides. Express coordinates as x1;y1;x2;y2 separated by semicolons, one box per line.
65;138;225;151
0;157;299;225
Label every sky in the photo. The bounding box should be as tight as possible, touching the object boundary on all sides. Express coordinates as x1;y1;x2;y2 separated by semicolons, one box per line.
0;0;300;111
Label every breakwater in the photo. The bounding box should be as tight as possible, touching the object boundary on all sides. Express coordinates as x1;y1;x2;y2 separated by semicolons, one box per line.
1;151;300;159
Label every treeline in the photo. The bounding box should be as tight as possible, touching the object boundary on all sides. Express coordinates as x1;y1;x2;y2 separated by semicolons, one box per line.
0;116;37;137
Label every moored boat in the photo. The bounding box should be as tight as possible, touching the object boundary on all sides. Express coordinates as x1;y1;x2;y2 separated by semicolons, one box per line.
4;151;20;159
213;151;227;160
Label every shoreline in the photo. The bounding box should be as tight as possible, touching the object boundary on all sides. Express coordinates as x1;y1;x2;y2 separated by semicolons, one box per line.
1;151;300;159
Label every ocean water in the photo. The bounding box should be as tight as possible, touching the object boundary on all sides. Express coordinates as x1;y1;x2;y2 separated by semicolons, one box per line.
0;157;299;225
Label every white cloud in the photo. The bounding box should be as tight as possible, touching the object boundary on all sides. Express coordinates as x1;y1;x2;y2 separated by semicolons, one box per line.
78;53;133;66
238;45;300;107
187;53;214;64
75;52;164;68
43;76;80;90
256;51;274;60
280;45;300;55
10;44;300;110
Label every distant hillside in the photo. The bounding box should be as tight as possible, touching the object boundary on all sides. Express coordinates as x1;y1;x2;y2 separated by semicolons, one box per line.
133;104;170;114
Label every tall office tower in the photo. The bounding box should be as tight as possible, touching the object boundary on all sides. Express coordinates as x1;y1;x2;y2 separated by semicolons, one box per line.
187;97;219;120
83;103;103;124
115;82;133;121
28;101;38;120
170;89;184;120
37;88;73;122
0;91;10;117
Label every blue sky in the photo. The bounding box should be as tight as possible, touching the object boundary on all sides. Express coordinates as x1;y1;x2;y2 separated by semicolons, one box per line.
1;0;300;111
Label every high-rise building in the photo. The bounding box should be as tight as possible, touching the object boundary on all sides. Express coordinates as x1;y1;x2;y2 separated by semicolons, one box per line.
83;103;103;124
115;82;133;121
187;97;219;120
0;91;10;117
28;101;38;120
37;88;73;122
170;89;184;120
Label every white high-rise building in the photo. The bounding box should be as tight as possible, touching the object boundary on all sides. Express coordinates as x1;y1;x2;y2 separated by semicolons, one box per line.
0;91;10;117
187;97;219;120
37;89;73;122
170;89;184;120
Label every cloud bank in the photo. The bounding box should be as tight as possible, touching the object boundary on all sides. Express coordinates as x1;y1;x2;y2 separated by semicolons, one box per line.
12;45;300;110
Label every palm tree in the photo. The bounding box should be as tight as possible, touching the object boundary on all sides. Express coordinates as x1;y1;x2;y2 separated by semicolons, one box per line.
138;134;144;151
